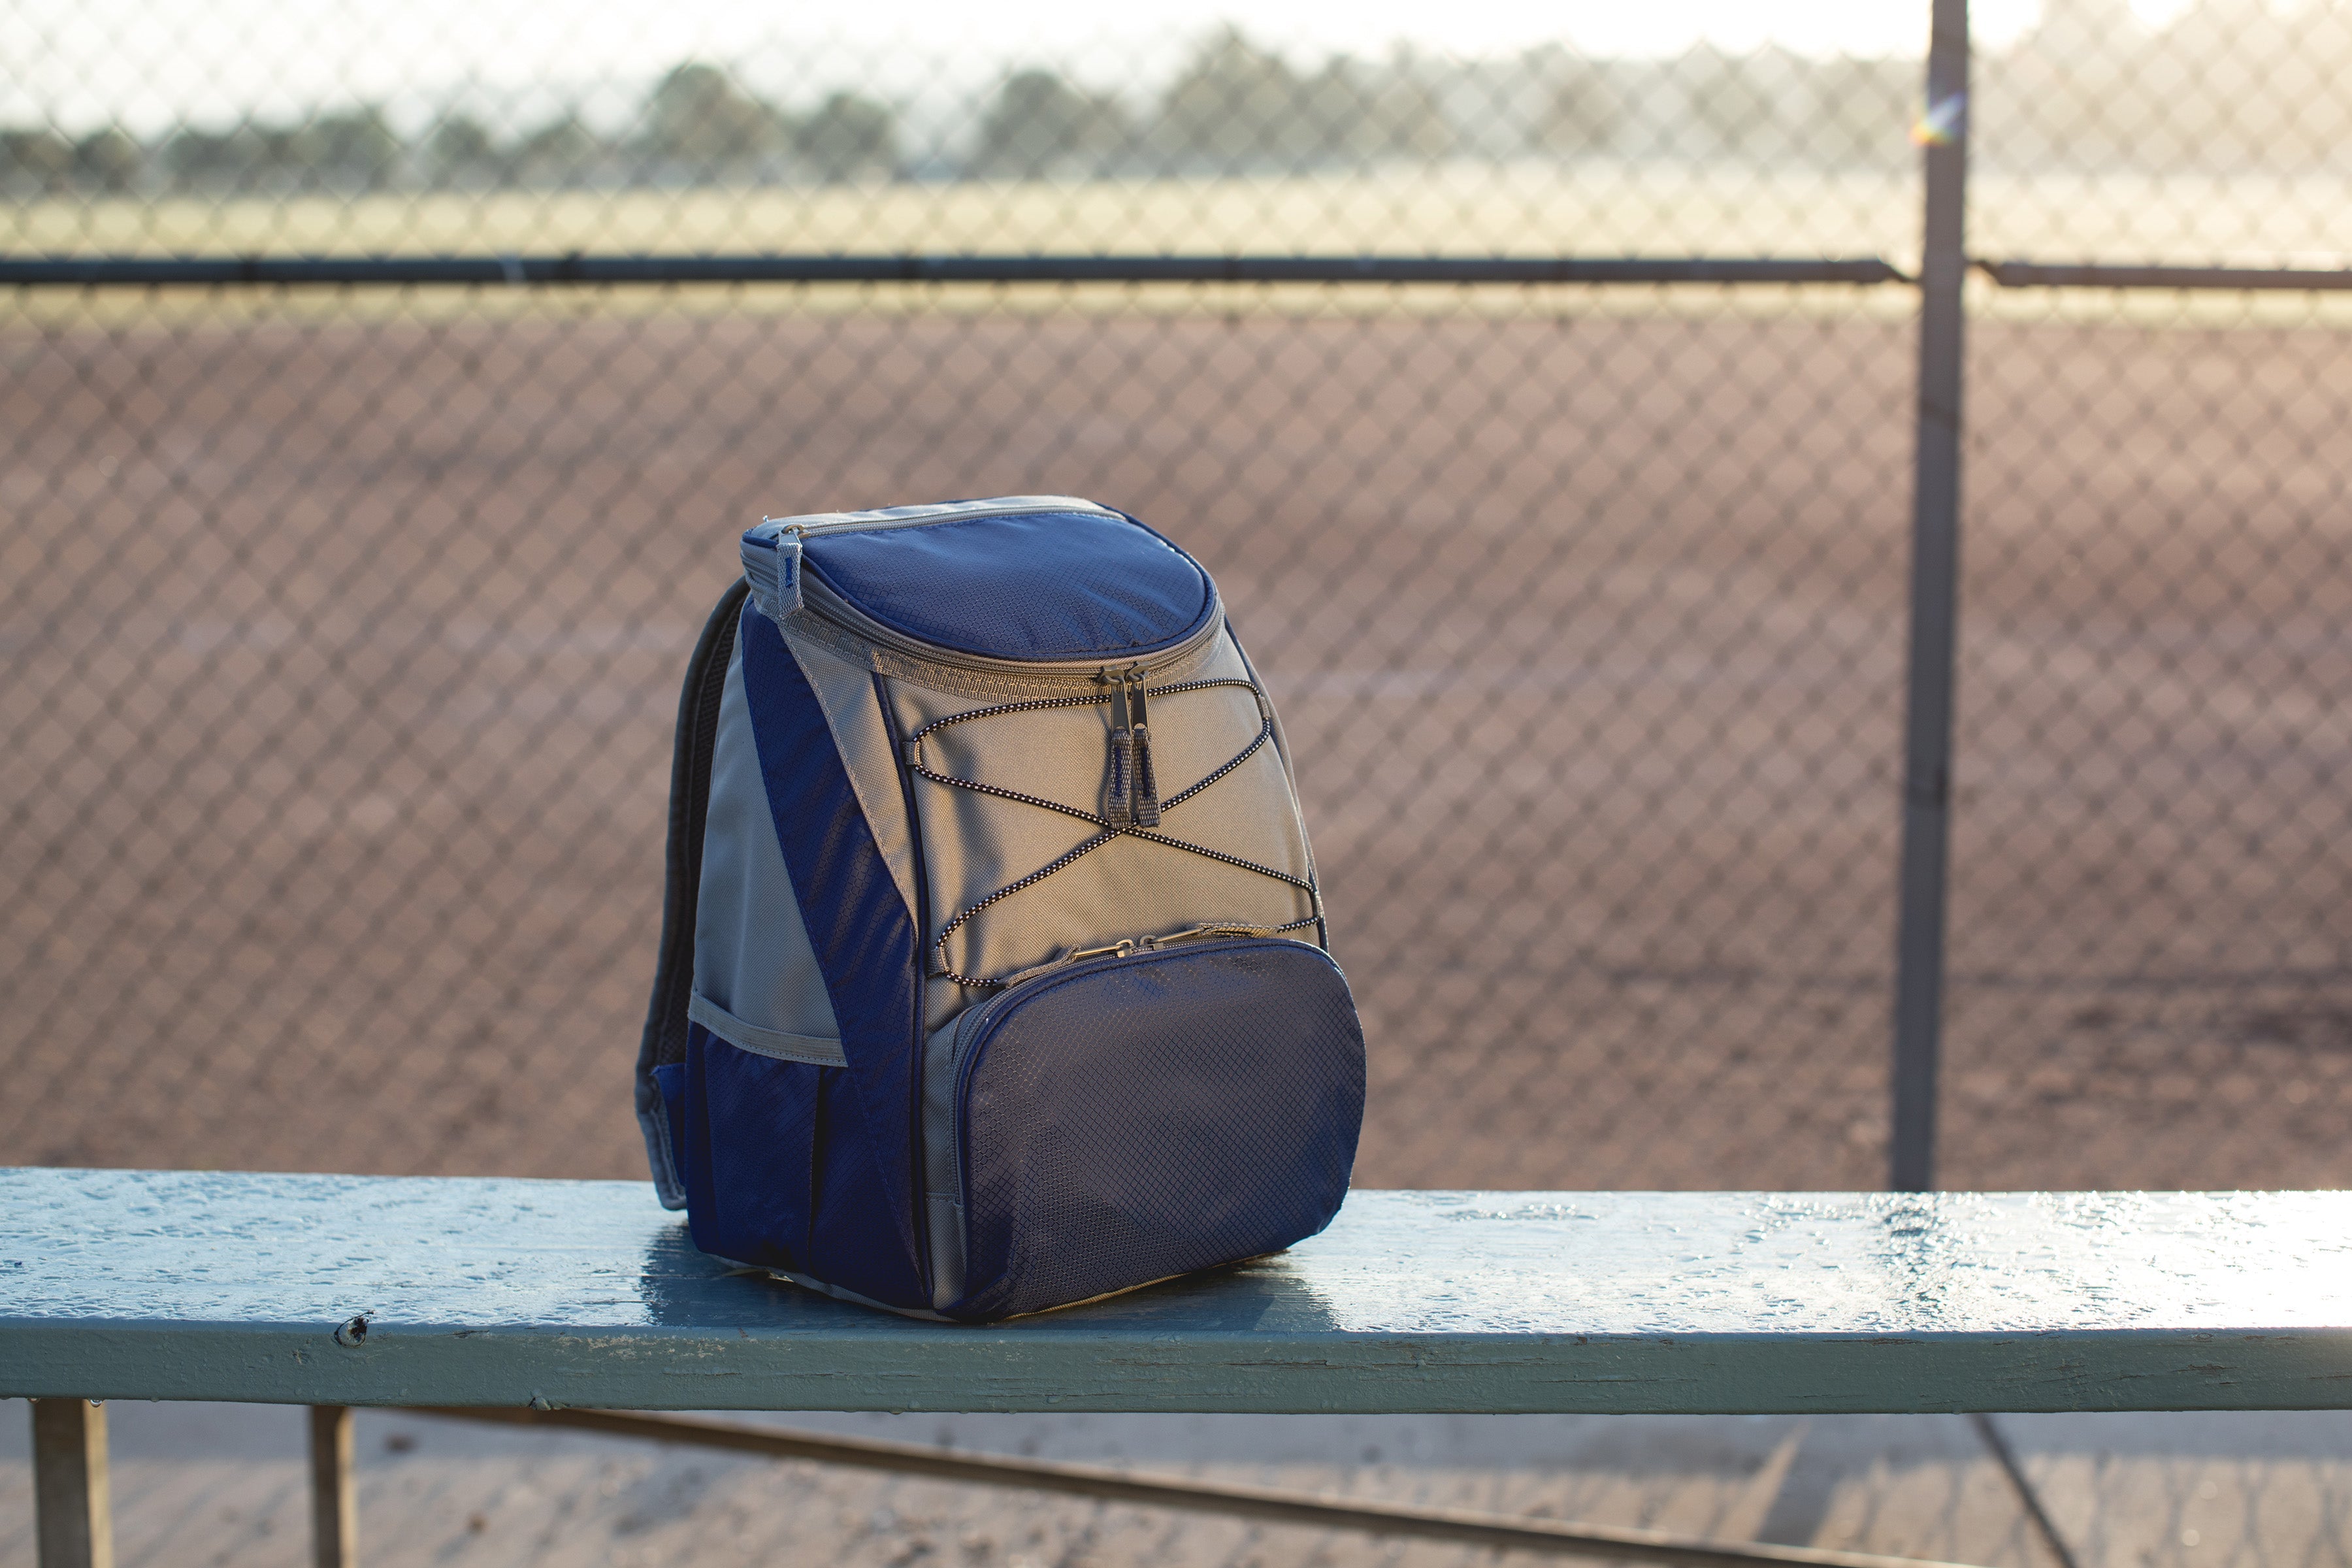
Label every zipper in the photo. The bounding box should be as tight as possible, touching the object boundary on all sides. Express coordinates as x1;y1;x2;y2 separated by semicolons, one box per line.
952;928;1266;1079
762;495;1117;539
940;987;1017;1215
980;923;1295;996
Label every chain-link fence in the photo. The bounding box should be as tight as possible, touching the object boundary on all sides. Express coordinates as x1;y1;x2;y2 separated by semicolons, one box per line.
2;0;2347;1200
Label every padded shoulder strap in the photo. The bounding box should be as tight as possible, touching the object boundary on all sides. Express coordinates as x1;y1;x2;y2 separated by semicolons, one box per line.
634;576;751;1204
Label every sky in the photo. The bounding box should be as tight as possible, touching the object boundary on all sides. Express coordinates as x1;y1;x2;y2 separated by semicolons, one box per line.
1;0;2179;135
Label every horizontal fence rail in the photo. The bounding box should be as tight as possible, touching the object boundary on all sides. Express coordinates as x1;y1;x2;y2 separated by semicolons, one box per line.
0;253;1910;287
18;254;2352;292
1979;260;2352;290
415;1407;1988;1568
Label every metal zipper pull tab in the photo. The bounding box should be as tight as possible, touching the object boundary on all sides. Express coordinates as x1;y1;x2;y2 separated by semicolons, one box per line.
994;937;1135;990
1128;670;1160;828
1139;922;1275;950
1102;668;1135;826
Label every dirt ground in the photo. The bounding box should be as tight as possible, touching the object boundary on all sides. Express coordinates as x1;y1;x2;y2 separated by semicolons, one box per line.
3;295;2347;1190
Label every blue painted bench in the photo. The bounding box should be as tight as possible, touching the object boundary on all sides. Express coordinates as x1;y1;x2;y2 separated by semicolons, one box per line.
8;1167;2352;1567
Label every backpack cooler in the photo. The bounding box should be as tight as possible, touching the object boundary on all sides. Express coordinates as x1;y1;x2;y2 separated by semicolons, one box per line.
634;496;1367;1320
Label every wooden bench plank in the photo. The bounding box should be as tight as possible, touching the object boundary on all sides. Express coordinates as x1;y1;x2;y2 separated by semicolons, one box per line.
5;1168;2351;1414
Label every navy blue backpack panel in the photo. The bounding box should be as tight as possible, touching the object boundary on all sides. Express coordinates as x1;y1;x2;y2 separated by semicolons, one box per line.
636;497;1365;1320
800;509;1215;662
947;938;1364;1319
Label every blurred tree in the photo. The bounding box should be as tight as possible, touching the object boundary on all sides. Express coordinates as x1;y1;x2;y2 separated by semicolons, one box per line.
641;62;786;167
163;125;261;188
1153;26;1309;170
1993;0;2143;169
309;107;400;188
1680;46;1782;161
1;127;73;193
2144;0;2327;172
262;126;323;178
2243;0;2352;172
798;91;897;182
1980;0;2352;173
1298;56;1454;165
1532;56;1624;156
425;114;498;186
161;118;382;190
512;114;598;186
1154;29;1454;172
971;69;1128;178
71;127;142;192
1805;56;1912;171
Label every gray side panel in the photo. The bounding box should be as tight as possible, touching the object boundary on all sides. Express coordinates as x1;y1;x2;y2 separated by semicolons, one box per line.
1230;630;1320;894
693;637;841;1045
779;626;923;923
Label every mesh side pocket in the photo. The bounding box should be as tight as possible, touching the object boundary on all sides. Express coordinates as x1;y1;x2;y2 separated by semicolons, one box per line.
684;1022;821;1272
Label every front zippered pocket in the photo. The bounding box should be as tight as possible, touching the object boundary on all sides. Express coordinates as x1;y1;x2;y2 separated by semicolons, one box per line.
938;936;1364;1320
931;923;1296;1223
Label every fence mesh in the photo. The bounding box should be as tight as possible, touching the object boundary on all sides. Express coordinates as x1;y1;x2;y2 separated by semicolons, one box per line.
0;287;1917;1189
2;1;2347;1198
1939;0;2352;1190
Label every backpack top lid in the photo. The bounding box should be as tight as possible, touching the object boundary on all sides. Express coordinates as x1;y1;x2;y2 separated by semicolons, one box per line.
759;498;1216;664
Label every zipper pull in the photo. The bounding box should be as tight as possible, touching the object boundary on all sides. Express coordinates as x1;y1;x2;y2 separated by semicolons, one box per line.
739;521;803;627
1102;668;1134;826
996;938;1134;990
1128;670;1160;828
1140;922;1275;950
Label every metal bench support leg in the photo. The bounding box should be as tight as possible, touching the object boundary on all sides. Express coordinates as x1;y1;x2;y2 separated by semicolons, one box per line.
310;1405;359;1568
31;1399;113;1568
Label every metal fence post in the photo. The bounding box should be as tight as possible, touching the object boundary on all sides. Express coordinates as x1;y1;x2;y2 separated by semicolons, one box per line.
1891;0;1972;1192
